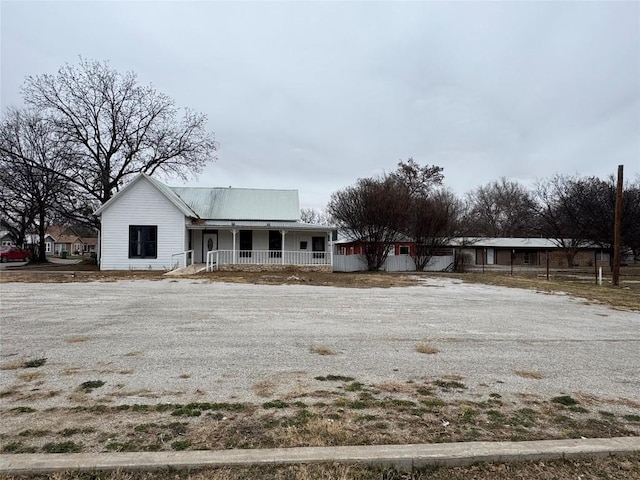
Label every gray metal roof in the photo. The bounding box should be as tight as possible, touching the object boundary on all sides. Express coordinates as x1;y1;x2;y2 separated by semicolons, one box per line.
170;187;300;221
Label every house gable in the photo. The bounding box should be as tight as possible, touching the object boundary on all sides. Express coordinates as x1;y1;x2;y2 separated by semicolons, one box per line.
99;175;187;270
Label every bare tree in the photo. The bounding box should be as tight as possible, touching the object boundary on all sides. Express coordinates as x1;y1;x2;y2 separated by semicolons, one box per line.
406;189;463;270
464;177;538;237
328;176;410;271
534;175;594;267
16;58;218;224
0;109;74;260
299;207;330;225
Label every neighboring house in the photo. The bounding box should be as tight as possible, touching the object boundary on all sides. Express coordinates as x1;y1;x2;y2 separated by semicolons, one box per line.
45;226;98;256
94;174;336;271
333;236;611;272
453;237;609;268
0;230;16;246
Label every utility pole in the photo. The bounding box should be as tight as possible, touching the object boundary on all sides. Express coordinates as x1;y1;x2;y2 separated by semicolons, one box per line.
612;165;623;287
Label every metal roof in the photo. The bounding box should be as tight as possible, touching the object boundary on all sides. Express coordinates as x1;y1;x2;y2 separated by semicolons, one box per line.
170;187;300;221
189;220;335;231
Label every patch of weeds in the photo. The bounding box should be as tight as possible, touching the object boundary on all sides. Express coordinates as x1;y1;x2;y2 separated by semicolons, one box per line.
42;441;83;453
510;408;538;428
132;404;150;412
434;380;466;390
18;429;51;437
79;380;105;392
262;400;289;409
345;400;368;409
421;398;446;410
0;388;16;398
134;423;158;433
310;346;336;356
623;414;640;422
486;409;505;421
569;406;589;414
344;382;364;392
23;358;47;368
10;406;35;414
155;403;175;412
171;440;191;451
282;408;316;427
461;408;477;423
315;375;355;382
599;410;616;418
171;407;201;417
416;387;434;396
355;414;378;422
489;393;502;399
374;422;388;430
415;343;439;354
552;395;579;406
2;442;38;453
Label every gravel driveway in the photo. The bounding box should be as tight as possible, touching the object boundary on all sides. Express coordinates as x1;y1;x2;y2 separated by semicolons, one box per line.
1;278;638;409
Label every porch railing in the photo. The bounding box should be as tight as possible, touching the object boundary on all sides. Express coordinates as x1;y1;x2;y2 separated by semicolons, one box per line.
171;250;194;270
206;249;331;272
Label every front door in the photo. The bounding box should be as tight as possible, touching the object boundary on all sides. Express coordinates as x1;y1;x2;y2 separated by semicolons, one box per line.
203;233;217;263
486;248;495;265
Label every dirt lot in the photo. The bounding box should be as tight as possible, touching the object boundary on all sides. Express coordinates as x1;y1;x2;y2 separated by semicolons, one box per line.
1;268;639;479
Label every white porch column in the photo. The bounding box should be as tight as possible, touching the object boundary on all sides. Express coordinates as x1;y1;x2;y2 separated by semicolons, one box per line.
280;230;287;265
328;232;333;267
231;229;237;264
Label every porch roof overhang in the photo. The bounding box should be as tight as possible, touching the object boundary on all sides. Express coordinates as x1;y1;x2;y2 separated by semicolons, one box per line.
187;220;335;233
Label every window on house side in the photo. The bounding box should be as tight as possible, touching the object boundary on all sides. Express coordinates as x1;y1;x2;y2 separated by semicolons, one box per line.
399;246;410;255
129;226;157;258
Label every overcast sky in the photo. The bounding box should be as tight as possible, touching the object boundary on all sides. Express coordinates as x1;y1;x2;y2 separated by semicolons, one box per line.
2;1;639;209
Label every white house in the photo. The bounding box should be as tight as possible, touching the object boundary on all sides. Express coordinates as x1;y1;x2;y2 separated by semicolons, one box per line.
94;174;336;271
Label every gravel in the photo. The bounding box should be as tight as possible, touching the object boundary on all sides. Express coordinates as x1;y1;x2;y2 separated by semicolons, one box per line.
1;277;638;409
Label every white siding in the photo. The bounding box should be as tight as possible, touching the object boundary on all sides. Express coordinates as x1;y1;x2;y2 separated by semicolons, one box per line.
100;178;186;270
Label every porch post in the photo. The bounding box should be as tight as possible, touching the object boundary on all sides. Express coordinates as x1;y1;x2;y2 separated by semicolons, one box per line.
231;229;237;264
328;232;333;267
280;230;287;265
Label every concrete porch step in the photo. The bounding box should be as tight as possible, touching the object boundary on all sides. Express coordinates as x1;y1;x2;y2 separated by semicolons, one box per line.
165;263;207;276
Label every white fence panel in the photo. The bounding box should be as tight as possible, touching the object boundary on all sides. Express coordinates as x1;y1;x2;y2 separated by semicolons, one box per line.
333;255;367;272
383;255;416;272
334;254;455;272
423;255;455;272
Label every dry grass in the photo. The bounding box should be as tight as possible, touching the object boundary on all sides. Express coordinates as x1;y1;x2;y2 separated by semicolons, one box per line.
310;345;336;356
515;370;543;379
415;343;439;355
16;371;44;382
123;351;143;357
64;335;92;343
253;380;277;397
1;455;638;480
444;270;640;311
0;360;24;371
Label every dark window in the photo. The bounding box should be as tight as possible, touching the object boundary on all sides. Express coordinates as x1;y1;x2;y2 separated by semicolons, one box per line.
399;246;410;255
312;236;325;259
269;230;282;258
239;230;252;257
129;226;157;258
299;241;308;250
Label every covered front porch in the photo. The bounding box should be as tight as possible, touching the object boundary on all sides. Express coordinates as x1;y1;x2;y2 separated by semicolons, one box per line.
177;221;335;271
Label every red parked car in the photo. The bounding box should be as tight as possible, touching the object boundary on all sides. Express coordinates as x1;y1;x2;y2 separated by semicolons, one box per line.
0;245;30;263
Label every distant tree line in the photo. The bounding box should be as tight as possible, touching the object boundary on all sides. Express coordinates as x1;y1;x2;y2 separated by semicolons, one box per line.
325;160;640;271
0;58;218;261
